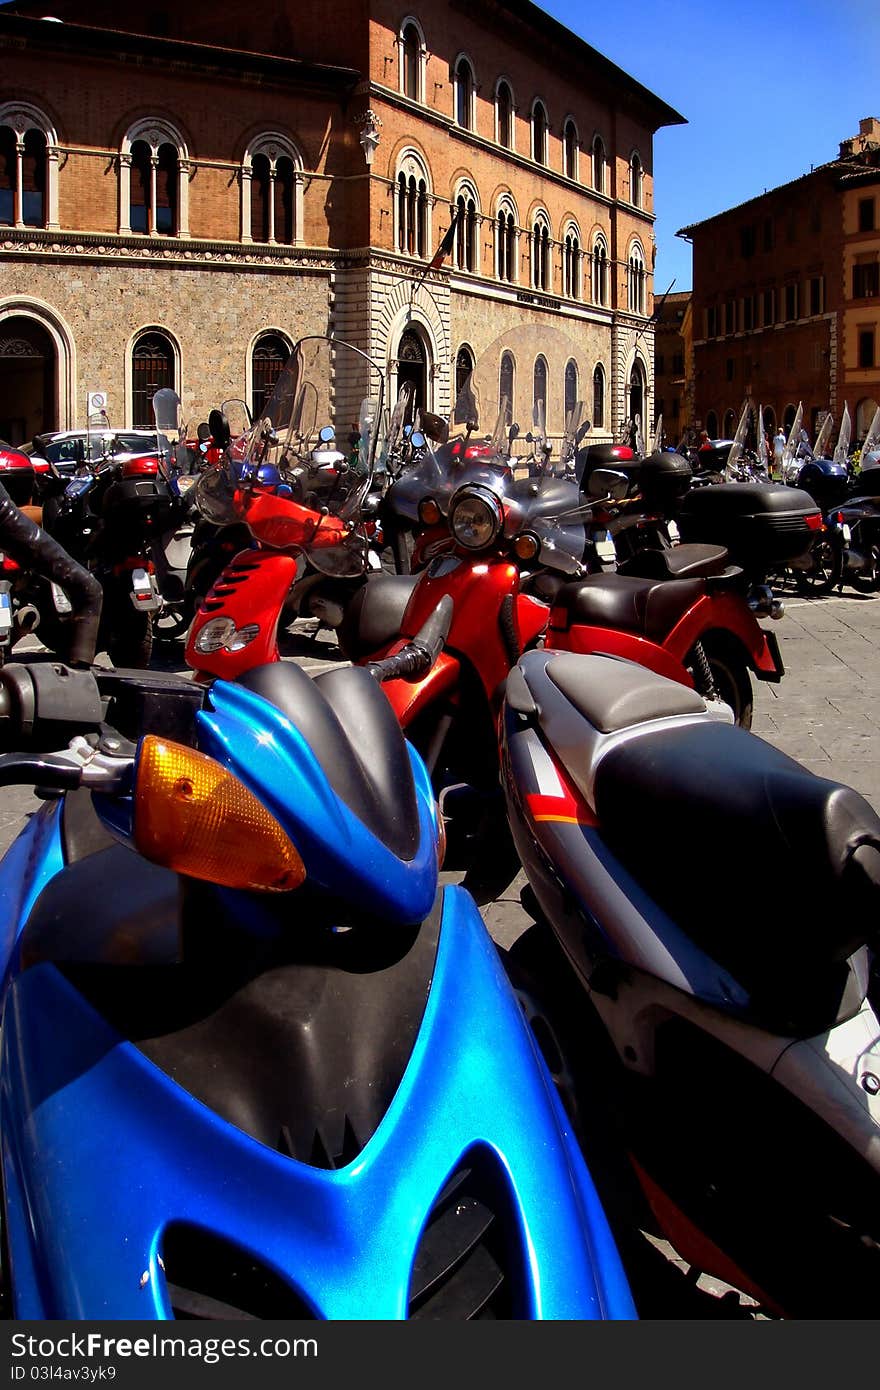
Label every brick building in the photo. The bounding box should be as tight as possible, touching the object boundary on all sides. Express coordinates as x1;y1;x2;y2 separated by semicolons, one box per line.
678;117;880;448
0;2;683;448
651;288;691;444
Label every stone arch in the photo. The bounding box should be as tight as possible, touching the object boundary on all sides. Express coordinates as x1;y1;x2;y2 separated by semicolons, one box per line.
0;296;75;436
377;286;449;418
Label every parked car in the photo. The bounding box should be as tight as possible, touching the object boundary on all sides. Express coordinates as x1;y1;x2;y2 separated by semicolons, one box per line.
21;428;173;490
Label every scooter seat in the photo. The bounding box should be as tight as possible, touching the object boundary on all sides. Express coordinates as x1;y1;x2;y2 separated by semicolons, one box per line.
616;542;730;581
594;718;880;1018
549;572;708;644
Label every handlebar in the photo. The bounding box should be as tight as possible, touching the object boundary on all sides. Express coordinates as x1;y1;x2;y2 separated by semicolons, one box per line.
366;595;453;684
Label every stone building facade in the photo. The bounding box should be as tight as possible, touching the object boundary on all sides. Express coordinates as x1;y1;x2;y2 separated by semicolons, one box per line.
0;2;683;449
679;117;880;447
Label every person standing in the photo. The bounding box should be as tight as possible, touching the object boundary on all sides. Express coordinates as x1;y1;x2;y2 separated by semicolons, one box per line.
771;426;786;480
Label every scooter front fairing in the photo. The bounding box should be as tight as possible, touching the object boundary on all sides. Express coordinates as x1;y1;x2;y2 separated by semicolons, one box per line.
0;667;635;1320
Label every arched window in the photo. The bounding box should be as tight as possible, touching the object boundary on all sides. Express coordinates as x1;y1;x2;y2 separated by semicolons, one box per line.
456;344;475;396
251;333;291;421
592;364;605;429
724;408;737;438
564;359;579;423
395;153;431;259
454;57;475;131
591;235;609;307
499;351;515;426
706;411;719;437
154;142;178;234
131;331;175;428
630;151;643;209
496;80;514;150
454;184;479;273
496;198;517;283
563;119;578;180
400;21;424;102
628;242;646;315
531;213;551;291
121;119;189;237
531;101;548;165
533;356;548;423
242;135;303;245
562;225;581;299
0;104;58;230
592;134;606;195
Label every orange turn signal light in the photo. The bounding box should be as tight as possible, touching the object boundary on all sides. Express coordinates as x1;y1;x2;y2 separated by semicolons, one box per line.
418;498;442;526
513;532;540;561
134;736;306;893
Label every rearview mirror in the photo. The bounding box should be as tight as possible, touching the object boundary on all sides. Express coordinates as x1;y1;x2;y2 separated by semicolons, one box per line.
420;411;449;444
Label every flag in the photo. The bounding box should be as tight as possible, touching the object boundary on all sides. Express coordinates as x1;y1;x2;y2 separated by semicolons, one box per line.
426;205;463;272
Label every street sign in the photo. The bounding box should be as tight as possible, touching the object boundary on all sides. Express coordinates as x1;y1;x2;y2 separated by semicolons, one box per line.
87;390;109;416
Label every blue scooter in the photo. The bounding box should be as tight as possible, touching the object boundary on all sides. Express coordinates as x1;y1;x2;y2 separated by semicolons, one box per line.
0;521;634;1319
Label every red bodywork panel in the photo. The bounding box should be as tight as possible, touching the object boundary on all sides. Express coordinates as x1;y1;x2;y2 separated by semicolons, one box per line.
121;455;160;478
185;549;298;680
242;490;347;551
548;590;781;686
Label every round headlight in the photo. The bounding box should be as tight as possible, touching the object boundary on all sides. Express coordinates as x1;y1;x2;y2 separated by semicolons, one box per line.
449;487;503;550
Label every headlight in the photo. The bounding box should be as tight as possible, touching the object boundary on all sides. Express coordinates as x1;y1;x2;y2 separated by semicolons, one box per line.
449;487;503;550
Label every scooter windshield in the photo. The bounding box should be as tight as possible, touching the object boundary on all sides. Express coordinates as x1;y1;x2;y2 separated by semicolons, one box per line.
194;337;385;573
387;326;594;572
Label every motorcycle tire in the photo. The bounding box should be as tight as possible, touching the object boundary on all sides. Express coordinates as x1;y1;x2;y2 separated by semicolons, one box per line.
690;634;753;730
152;596;194;643
850;542;880;594
795;535;843;597
100;600;153;670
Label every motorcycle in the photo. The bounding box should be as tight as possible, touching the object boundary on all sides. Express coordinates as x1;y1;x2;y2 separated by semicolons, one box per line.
0;446;77;662
40;412;193;667
499;645;880;1318
185;350;394;641
0;518;635;1320
149;387;202;642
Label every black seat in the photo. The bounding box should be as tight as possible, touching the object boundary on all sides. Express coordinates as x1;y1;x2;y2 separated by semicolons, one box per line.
336;571;419;659
593;719;880;1027
550;572;708;644
616;542;731;581
237;661;419;861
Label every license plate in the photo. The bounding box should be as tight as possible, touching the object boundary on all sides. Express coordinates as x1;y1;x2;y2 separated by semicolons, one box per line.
842;524;852;543
596;539;617;562
0;591;11;634
667;520;681;543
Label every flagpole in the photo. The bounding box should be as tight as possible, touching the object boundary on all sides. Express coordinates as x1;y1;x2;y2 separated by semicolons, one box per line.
410;206;463;303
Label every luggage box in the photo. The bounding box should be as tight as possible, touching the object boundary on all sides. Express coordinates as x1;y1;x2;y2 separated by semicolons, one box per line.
676;483;821;574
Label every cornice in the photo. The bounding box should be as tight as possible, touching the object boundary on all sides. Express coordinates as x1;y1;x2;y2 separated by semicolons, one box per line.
0;228;336;271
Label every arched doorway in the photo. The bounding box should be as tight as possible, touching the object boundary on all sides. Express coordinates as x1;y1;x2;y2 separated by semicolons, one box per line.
0;316;56;444
394;327;428;421
251;333;291;421
628;360;646;435
131;331;175;428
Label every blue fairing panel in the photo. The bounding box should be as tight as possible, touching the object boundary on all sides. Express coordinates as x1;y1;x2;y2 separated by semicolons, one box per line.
1;884;634;1320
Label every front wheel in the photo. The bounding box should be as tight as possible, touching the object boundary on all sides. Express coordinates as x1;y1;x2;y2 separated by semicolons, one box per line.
795;534;843;597
688;635;753;729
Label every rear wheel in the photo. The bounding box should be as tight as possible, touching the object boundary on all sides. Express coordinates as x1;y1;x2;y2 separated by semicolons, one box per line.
688;634;753;729
99;586;154;669
795;534;842;597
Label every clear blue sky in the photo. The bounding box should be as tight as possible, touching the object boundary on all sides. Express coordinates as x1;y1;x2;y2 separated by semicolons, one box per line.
540;0;880;294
